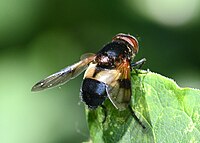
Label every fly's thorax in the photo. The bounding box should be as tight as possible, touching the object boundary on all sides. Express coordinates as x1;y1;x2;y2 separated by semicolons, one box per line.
101;41;134;58
95;41;133;69
95;54;115;69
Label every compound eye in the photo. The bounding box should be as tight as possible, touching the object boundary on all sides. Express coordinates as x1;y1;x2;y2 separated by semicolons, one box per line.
112;33;139;53
129;36;139;54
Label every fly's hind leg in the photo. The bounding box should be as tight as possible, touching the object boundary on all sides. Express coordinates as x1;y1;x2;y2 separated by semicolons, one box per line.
100;105;107;124
128;105;146;129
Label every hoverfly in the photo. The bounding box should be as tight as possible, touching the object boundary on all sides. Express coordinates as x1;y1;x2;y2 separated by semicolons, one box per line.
32;33;146;126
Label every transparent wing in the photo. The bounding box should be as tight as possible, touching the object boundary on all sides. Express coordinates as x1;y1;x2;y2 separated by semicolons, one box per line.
106;61;131;111
80;53;96;60
31;54;96;92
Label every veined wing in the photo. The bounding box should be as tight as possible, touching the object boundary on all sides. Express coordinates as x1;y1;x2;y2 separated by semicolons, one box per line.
106;60;132;111
31;54;96;91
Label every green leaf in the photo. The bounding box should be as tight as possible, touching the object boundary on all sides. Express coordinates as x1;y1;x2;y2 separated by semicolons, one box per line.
85;71;200;143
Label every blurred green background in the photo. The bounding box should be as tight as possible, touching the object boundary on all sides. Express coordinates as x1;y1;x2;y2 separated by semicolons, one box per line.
0;0;200;143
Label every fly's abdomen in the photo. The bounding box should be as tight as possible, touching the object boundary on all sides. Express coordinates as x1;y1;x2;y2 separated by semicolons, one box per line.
81;78;107;109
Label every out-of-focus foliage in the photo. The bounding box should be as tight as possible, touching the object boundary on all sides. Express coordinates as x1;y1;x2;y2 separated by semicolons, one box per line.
0;0;199;143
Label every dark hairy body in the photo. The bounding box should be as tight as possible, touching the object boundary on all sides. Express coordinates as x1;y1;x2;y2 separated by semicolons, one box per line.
31;33;146;128
81;41;133;109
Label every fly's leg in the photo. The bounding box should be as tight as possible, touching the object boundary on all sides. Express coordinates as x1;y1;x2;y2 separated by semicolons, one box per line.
131;58;146;74
128;105;146;129
100;105;107;124
131;58;146;69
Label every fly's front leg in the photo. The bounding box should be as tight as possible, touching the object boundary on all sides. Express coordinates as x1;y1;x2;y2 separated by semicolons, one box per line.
131;58;146;69
131;58;146;74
